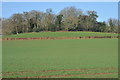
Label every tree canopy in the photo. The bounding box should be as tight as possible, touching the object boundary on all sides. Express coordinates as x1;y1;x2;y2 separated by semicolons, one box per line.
2;6;119;35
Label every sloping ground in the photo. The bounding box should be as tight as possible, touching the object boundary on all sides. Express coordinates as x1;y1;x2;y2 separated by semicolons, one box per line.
2;31;118;38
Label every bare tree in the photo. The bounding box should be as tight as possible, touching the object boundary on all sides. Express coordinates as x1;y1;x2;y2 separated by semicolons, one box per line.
60;6;83;30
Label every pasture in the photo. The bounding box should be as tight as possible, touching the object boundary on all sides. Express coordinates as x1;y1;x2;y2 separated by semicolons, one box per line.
2;38;118;78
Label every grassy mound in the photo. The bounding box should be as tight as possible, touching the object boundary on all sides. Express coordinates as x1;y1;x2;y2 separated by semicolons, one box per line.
3;31;118;38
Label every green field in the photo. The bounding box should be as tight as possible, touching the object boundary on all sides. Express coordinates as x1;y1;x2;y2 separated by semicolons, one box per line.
3;31;118;38
2;39;118;78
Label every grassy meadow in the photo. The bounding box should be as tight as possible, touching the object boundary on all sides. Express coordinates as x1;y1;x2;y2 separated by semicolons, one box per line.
2;31;118;38
2;36;118;78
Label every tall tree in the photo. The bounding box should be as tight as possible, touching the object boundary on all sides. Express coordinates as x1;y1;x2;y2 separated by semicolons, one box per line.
108;18;118;33
87;11;98;31
55;14;63;30
60;6;83;30
10;13;24;34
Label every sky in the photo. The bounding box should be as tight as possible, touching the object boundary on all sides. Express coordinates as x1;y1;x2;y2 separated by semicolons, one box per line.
2;2;118;22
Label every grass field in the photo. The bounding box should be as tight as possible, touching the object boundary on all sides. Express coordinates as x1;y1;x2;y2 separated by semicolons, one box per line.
3;31;118;38
2;39;118;78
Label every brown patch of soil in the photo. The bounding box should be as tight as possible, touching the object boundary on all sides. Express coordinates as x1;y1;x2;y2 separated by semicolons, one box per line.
21;72;118;78
2;36;119;40
2;67;117;76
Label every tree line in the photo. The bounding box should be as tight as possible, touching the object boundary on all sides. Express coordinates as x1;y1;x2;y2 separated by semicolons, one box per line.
1;6;119;35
